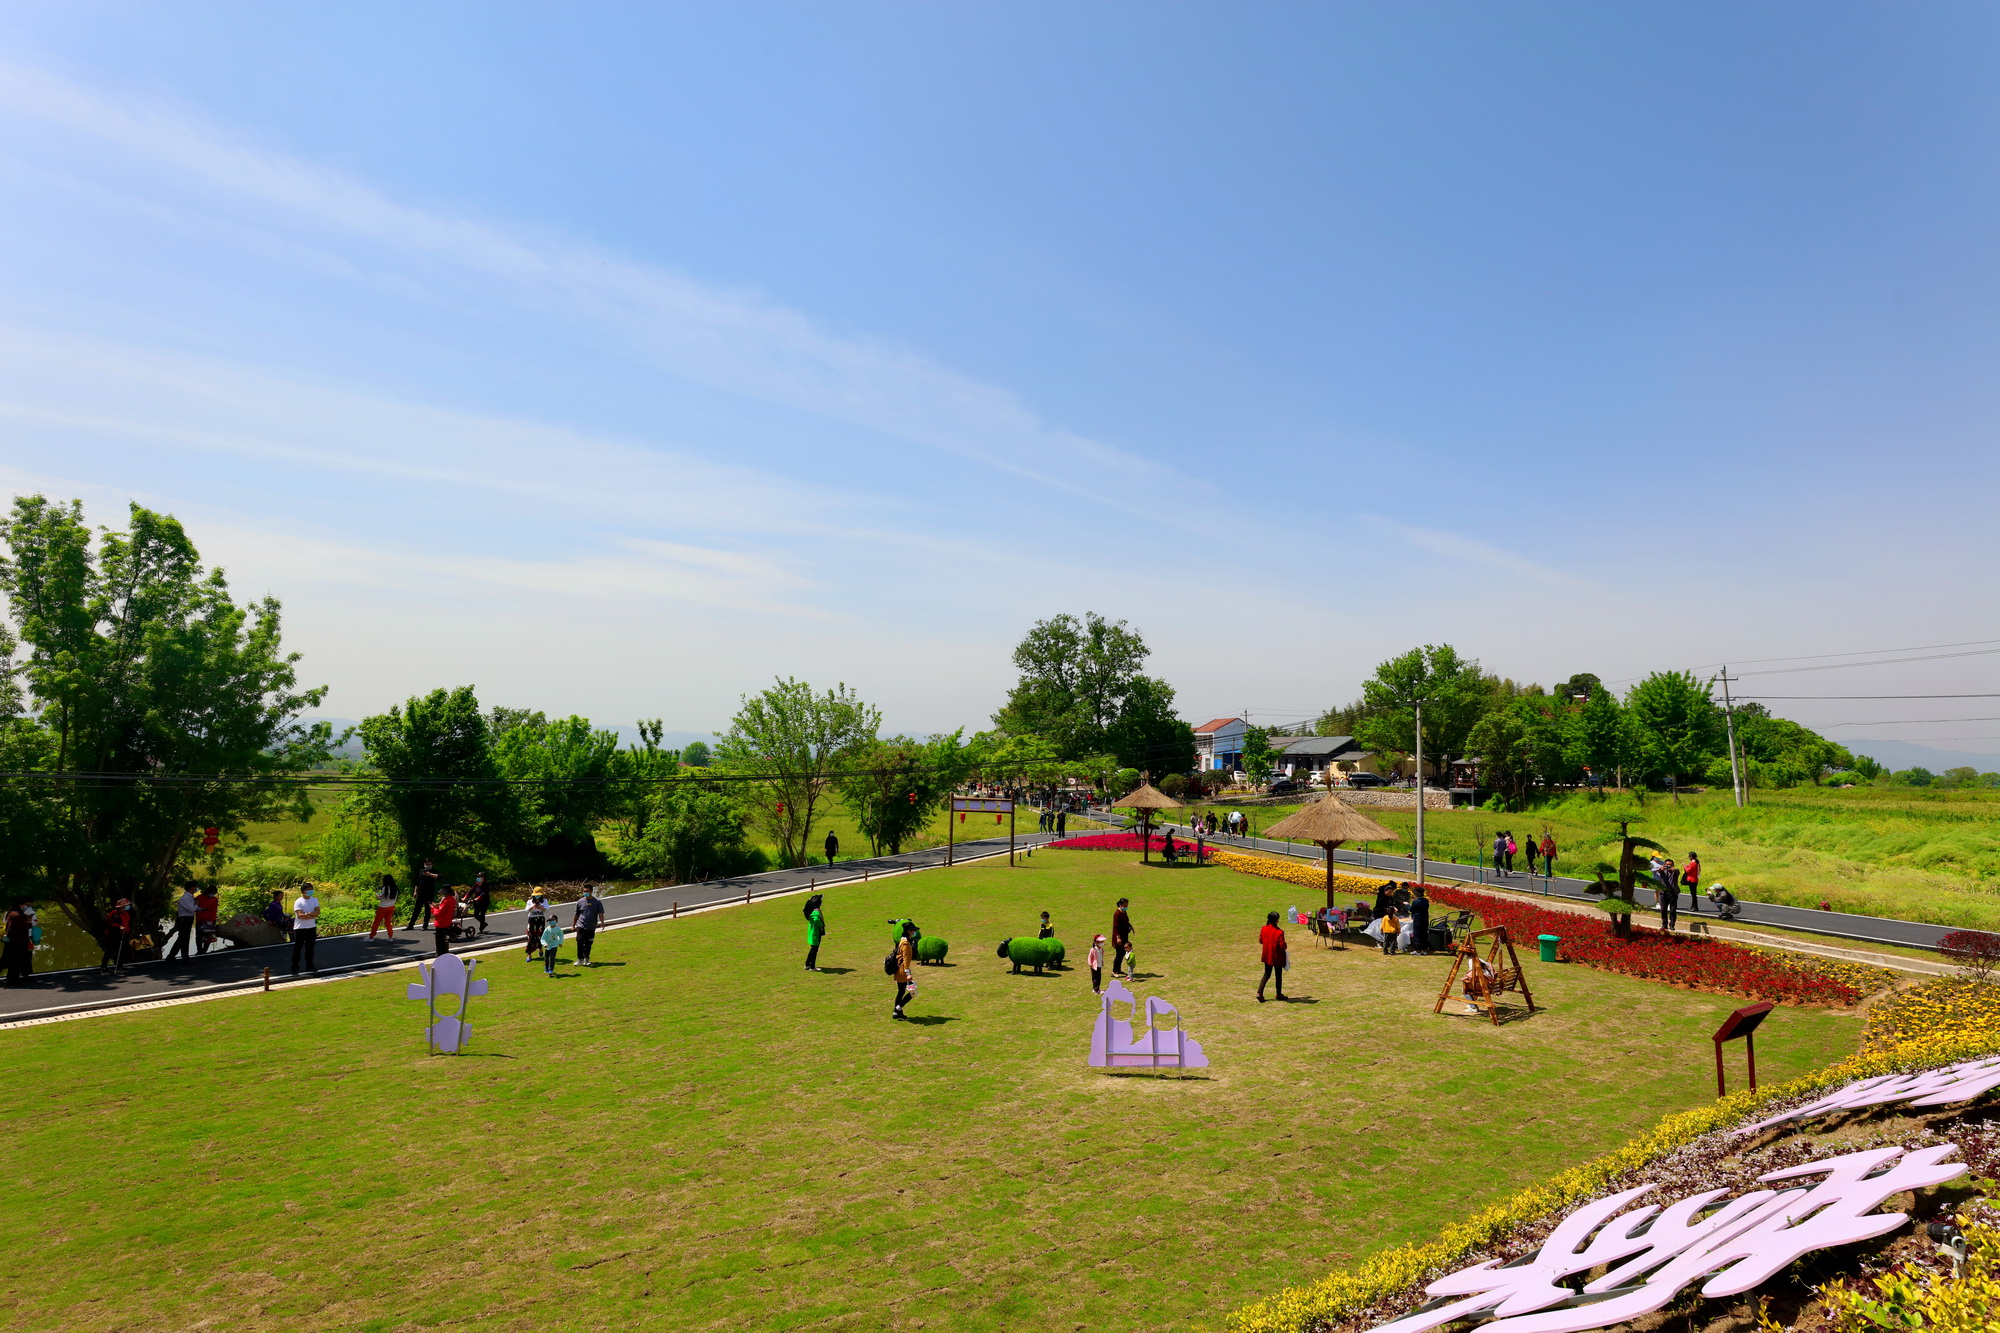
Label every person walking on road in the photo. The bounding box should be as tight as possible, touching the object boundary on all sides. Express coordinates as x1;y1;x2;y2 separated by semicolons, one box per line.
3;901;33;987
802;892;826;971
574;886;608;967
1681;853;1702;915
165;882;199;961
1056;808;1067;836
407;859;439;930
195;884;219;954
1110;898;1134;979
431;886;459;957
369;874;398;939
1257;911;1288;1002
824;831;839;867
1504;832;1518;874
524;891;550;962
290;886;322;976
99;897;134;973
891;919;918;1019
1523;835;1539;877
1539;833;1559;880
1492;831;1509;877
466;872;491;931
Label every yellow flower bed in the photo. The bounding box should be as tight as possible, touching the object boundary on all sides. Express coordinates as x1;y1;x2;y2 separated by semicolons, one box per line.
1863;976;2000;1054
1209;847;1392;901
1820;1215;2000;1333
1224;1000;2000;1333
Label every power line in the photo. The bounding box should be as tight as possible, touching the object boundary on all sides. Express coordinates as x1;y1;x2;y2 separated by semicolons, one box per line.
1826;718;2000;728
1739;647;2000;676
1706;637;2000;669
1742;694;2000;700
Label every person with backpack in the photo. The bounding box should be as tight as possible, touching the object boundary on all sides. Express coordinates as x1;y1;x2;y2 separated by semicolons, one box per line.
406;859;439;931
803;893;826;972
1257;911;1288;1003
573;886;608;967
369;874;398;940
890;919;919;1019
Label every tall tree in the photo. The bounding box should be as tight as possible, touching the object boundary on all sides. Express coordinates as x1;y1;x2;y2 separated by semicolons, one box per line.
1104;674;1197;776
1561;684;1628;788
1240;725;1275;783
717;678;880;867
613;719;682;843
0;497;330;932
1354;644;1489;780
839;731;974;856
1625;671;1723;798
354;687;506;880
490;711;625;873
993;612;1150;758
611;772;755;883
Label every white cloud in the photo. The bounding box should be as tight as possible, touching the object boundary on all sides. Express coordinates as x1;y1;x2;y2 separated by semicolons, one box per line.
1359;514;1601;592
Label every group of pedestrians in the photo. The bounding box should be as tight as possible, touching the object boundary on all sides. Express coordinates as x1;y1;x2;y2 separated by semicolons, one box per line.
1491;830;1559;877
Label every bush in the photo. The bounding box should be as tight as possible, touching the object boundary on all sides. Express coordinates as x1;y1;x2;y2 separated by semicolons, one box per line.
228;854;312;889
1158;774;1188;797
1001;936;1064;973
1940;929;2000;982
916;936;949;965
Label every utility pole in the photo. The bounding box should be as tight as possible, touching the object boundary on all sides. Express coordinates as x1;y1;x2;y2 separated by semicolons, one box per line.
1719;667;1745;808
1413;698;1426;886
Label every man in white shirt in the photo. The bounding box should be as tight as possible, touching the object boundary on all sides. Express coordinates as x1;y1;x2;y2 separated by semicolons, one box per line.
290;886;322;977
165;884;199;961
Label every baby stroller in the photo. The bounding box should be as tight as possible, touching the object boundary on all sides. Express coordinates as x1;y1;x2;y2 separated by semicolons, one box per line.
446;898;485;943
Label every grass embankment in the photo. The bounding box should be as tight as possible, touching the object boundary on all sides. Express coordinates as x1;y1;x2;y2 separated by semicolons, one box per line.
0;851;1858;1332
1192;786;2000;930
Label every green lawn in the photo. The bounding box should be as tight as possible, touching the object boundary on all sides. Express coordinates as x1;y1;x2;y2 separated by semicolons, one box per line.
0;850;1861;1332
1193;785;2000;931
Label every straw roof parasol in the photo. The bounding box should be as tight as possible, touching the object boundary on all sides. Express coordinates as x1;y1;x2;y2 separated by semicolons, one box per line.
1265;796;1396;845
1111;783;1183;812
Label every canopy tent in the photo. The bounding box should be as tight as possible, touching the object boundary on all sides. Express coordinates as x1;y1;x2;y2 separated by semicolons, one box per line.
1111;783;1184;863
1265;796;1399;906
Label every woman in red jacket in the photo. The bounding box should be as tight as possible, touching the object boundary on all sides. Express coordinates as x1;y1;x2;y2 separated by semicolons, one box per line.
1257;911;1288;1003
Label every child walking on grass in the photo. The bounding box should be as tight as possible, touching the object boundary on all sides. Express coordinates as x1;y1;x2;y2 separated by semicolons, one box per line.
1380;908;1401;955
540;917;564;977
1088;934;1104;994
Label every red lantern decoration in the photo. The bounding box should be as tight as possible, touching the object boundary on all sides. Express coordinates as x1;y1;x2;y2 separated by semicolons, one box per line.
958;812;966;823
907;792;917;804
201;826;219;849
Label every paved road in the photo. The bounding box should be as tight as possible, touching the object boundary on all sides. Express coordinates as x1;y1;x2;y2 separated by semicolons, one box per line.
0;827;1063;1025
1117;812;1957;953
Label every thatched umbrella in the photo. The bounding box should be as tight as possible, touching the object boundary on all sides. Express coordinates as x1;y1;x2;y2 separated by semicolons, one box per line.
1111;783;1183;863
1266;796;1399;907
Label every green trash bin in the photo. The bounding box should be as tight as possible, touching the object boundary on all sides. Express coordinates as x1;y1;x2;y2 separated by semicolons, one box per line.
1538;933;1561;963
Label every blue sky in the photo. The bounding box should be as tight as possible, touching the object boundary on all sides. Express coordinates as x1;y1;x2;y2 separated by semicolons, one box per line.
3;2;1998;750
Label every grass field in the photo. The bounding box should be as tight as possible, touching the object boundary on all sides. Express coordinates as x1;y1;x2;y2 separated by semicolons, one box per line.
1193;786;2000;930
1;850;1863;1332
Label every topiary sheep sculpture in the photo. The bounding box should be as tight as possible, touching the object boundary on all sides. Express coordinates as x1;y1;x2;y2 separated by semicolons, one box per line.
997;936;1065;974
916;936;949;965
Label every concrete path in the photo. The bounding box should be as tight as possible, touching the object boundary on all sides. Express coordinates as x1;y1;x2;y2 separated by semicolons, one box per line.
0;827;1064;1026
1118;812;1960;953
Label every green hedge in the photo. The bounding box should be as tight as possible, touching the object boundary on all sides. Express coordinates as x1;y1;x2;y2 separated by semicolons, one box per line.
916;936;949;964
1000;936;1065;973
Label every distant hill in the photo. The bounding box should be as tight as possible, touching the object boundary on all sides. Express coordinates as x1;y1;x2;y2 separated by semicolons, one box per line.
1844;738;2000;774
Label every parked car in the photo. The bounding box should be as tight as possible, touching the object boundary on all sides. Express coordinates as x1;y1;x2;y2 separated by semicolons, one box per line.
1266;778;1299;796
1344;771;1391;788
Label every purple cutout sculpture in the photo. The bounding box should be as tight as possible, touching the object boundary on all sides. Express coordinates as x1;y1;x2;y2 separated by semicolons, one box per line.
1089;977;1209;1070
407;952;489;1054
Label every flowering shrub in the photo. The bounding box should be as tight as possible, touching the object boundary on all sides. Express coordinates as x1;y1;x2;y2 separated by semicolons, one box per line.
1046;832;1213;859
1940;928;2000;981
1863;976;2000;1054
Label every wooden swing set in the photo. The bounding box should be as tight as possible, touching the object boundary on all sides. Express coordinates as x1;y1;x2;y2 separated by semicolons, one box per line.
1432;926;1538;1025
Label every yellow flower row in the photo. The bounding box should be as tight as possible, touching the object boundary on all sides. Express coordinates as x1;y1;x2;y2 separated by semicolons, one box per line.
1863;976;2000;1054
1223;975;2000;1332
1819;1211;2000;1331
1209;847;1393;901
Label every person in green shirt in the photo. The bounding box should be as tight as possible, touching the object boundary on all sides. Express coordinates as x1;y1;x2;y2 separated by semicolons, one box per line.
803;894;827;972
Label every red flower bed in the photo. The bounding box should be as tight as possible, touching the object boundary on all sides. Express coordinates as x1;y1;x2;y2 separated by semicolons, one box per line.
1046;832;1214;859
1424;884;1864;1007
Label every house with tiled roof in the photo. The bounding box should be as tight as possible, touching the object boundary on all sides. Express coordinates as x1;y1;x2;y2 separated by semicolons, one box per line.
1191;717;1247;772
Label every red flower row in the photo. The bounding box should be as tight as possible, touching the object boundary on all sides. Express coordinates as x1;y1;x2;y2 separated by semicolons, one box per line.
1047;832;1215;859
1423;884;1863;1007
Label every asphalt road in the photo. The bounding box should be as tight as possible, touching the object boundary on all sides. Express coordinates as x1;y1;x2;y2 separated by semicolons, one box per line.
0;826;1064;1025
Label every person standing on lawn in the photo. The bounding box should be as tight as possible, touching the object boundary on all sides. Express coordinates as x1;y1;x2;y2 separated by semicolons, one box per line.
369;873;398;940
1038;911;1054;939
290;886;321;976
99;897;134;973
891;919;918;1019
407;859;439;931
540;915;564;977
1088;934;1105;994
573;886;608;967
165;882;198;961
1409;884;1432;955
195;884;219;954
1110;898;1134;979
802;893;826;971
465;872;492;932
1257;911;1288;1002
824;830;839;867
1681;852;1702;915
524;891;550;962
431;886;459;957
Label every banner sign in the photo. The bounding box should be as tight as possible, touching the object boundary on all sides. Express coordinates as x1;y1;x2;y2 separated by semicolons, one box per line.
952;798;1014;813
